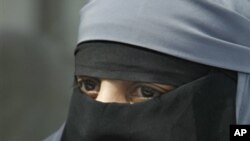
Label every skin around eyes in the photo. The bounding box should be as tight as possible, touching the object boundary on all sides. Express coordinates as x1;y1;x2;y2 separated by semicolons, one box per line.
76;76;175;103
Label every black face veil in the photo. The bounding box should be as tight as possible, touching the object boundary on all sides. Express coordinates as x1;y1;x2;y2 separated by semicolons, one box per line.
75;0;250;124
61;42;237;141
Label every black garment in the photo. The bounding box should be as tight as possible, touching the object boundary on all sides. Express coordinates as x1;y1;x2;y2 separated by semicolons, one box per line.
75;41;218;86
62;72;236;141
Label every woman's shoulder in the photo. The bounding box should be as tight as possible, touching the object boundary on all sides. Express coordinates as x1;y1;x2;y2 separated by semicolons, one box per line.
43;123;65;141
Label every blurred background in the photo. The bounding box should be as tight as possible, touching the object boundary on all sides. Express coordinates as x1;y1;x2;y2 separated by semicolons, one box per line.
0;0;86;140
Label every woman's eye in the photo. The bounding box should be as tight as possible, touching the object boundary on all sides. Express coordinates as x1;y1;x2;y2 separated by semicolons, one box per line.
127;84;168;103
78;78;100;95
84;79;99;91
138;86;162;98
136;86;163;98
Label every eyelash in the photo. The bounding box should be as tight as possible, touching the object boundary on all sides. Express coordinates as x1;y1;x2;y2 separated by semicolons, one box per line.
77;78;168;100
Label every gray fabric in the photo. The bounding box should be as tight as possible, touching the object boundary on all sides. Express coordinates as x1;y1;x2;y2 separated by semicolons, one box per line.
236;73;250;124
43;123;65;141
77;0;250;124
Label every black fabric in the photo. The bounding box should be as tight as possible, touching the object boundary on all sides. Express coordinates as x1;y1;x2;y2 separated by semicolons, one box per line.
61;72;236;141
75;42;217;86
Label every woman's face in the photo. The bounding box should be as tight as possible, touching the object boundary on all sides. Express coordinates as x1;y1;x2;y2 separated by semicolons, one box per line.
76;76;175;104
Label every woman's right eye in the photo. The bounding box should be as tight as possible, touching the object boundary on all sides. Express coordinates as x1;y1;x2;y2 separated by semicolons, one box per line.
83;79;99;91
78;77;100;98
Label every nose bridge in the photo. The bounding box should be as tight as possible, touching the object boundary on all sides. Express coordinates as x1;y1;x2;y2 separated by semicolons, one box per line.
95;80;128;103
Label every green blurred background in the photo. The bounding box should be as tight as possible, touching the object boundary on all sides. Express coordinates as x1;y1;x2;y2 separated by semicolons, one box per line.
0;0;86;140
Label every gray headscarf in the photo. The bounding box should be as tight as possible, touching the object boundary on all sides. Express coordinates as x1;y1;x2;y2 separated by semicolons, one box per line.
77;0;250;124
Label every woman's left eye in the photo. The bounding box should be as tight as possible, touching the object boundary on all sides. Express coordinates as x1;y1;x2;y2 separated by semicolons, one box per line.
137;86;162;98
127;85;167;103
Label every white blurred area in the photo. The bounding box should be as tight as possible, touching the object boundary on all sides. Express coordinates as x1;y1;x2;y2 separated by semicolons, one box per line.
0;0;85;140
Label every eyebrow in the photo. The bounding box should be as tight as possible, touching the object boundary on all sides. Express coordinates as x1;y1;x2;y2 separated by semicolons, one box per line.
132;83;174;92
152;83;175;91
77;76;100;81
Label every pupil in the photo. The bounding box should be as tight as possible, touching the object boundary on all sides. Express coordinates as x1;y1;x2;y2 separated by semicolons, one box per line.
141;87;155;97
84;80;96;90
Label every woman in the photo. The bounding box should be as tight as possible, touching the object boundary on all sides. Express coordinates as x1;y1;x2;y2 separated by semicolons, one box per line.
45;0;250;140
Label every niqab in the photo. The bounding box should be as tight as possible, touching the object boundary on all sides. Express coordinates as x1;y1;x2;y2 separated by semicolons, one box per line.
77;0;250;124
61;0;250;140
62;71;236;141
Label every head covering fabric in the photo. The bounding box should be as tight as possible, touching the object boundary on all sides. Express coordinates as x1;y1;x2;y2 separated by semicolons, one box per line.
77;0;250;124
62;72;236;141
75;41;217;86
